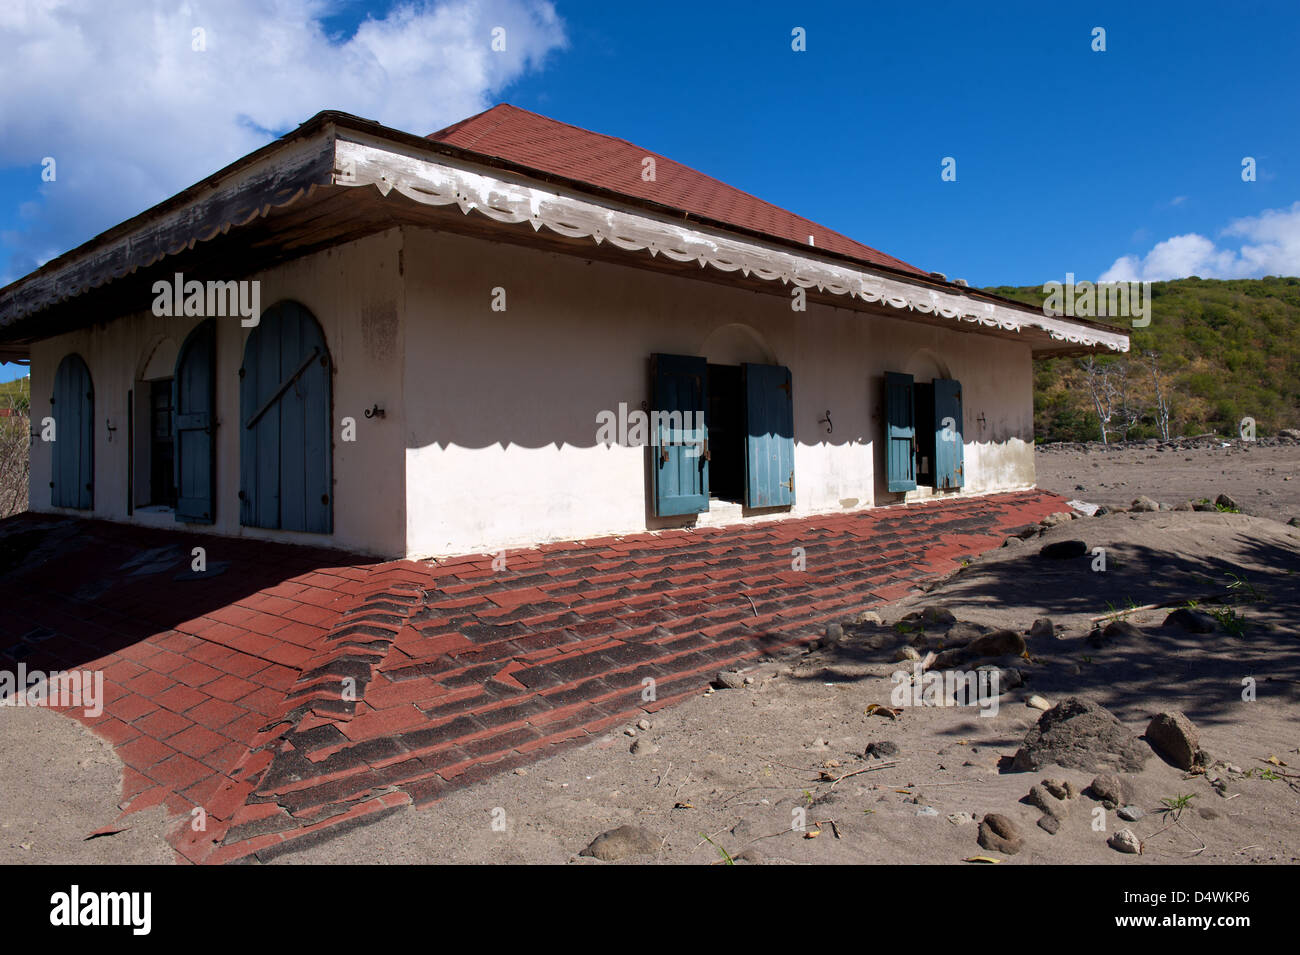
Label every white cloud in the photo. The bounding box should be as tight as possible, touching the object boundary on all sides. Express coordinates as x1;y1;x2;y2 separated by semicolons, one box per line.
1100;201;1300;282
0;0;566;282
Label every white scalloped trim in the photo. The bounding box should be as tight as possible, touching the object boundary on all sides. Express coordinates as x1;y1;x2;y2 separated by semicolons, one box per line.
334;139;1130;353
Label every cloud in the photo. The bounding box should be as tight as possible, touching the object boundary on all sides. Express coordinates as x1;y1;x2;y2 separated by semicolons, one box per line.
0;0;566;282
1100;201;1300;282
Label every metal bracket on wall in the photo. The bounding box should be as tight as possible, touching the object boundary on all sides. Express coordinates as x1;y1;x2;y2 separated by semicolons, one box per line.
817;410;832;434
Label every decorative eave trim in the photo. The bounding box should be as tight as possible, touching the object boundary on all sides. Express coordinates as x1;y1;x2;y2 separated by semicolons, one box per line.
334;137;1130;354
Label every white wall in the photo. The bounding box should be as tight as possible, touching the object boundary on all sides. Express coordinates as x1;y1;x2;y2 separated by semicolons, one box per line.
401;228;1035;557
28;229;407;556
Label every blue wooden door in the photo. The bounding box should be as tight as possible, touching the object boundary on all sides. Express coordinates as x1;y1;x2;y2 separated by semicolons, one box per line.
884;371;916;492
240;301;333;533
174;320;216;523
932;378;965;489
743;362;795;507
51;353;94;509
651;353;709;516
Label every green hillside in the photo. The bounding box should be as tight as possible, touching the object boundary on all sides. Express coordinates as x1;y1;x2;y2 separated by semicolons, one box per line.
983;277;1300;443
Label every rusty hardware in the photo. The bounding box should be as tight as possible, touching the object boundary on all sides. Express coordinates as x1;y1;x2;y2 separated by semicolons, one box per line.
781;470;794;492
702;440;711;462
660;446;670;464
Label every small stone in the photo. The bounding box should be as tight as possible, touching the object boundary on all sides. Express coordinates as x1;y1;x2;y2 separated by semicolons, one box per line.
977;813;1023;855
1117;805;1144;822
715;670;746;690
1130;495;1160;512
1028;618;1054;640
1037;814;1061;834
630;738;659;757
1215;493;1239;510
895;645;922;662
1028;784;1071;821
946;812;975;825
1026;694;1052;711
821;623;845;647
636;719;651;731
623;726;637;737
1108;828;1142;854
580;825;663;861
915;806;939;817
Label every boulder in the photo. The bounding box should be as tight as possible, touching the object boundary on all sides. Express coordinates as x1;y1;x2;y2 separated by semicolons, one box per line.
1145;711;1207;770
966;629;1026;658
1086;773;1135;810
1012;697;1149;773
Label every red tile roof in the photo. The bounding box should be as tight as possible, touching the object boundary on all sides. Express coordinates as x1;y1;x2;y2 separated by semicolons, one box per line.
428;104;927;277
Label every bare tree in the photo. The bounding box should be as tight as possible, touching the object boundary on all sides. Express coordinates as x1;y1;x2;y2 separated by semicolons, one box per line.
1141;350;1172;441
1078;355;1122;444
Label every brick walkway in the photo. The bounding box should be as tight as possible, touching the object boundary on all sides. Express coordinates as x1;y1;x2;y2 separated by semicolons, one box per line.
0;490;1065;862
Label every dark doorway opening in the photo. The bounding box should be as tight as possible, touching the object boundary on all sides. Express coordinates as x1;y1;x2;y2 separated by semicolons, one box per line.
706;363;745;504
150;378;177;507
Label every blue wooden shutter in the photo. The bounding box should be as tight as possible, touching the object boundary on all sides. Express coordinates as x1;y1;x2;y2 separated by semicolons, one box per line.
884;371;916;492
651;353;709;516
743;362;794;507
932;378;965;489
240;302;333;533
51;354;94;509
174;320;216;523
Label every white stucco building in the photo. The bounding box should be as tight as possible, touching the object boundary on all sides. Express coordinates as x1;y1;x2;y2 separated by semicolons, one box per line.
0;105;1128;558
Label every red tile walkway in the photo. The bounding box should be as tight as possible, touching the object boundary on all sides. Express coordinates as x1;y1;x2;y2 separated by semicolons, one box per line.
0;490;1065;862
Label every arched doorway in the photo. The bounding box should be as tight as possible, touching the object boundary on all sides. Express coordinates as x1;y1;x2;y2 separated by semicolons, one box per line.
239;301;333;533
51;353;94;509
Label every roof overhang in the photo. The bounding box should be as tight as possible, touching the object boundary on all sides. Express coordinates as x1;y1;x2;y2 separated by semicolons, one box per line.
0;111;1128;359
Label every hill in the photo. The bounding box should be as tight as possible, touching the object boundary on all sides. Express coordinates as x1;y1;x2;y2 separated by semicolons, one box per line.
983;276;1300;442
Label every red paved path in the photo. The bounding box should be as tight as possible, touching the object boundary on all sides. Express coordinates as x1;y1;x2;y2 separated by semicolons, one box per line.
0;490;1065;862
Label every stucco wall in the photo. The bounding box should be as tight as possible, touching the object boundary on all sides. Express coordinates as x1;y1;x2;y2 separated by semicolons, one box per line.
401;228;1035;557
26;224;1036;559
27;229;407;556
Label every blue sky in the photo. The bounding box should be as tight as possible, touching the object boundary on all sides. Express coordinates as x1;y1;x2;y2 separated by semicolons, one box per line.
2;0;1297;383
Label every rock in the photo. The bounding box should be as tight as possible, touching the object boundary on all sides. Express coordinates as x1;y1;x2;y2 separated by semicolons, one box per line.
930;648;967;670
919;606;957;627
856;610;884;625
1108;828;1142;854
947;812;975;825
1118;805;1144;822
1040;511;1077;527
1173;501;1194;512
966;629;1026;658
1041;778;1077;801
915;806;939;817
714;670;746;689
1086;773;1133;810
1037;814;1061;834
1006;523;1040;540
820;623;845;648
1145;711;1207;770
630;738;659;757
1192;501;1216;512
636;718;652;731
1288;517;1300;528
1094;505;1111;516
977;813;1023;855
1039;539;1089;559
1215;493;1239;510
1028;618;1054;640
1130;495;1160;512
894;646;922;663
579;825;662;861
1012;697;1149;773
1104;619;1143;641
865;740;899;759
1028;783;1072;821
1026;694;1052;711
1162;608;1216;633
